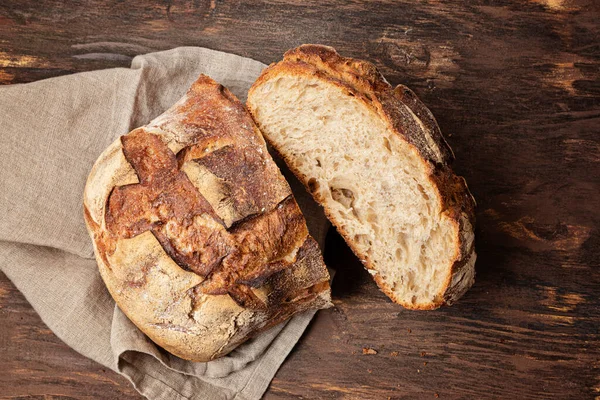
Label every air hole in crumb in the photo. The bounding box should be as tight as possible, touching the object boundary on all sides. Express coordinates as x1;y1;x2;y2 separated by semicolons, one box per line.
344;154;354;162
348;91;355;97
411;295;417;305
406;270;416;286
307;178;320;193
316;159;322;167
383;137;392;153
366;209;377;224
372;224;381;235
330;187;355;209
417;184;429;200
395;248;402;260
353;234;370;248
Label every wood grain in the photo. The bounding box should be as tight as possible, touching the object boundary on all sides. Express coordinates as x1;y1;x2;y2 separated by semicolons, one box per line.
1;0;599;398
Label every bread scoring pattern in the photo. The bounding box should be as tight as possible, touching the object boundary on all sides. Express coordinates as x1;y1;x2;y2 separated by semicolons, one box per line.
104;127;308;309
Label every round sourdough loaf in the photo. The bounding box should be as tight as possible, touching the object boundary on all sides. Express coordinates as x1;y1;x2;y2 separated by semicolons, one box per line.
83;75;331;361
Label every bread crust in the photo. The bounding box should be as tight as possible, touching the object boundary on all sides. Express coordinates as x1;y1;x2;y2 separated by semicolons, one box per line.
248;45;475;309
83;75;331;361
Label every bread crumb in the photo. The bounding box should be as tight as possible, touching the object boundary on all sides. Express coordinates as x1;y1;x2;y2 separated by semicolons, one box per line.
390;351;399;357
407;328;412;333
367;369;373;374
420;351;426;357
363;347;378;355
424;361;428;366
434;394;439;398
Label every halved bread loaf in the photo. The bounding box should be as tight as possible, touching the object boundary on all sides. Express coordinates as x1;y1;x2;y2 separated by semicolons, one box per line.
247;45;476;309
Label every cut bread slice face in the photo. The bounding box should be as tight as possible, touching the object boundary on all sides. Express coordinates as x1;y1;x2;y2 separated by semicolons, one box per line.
247;45;476;309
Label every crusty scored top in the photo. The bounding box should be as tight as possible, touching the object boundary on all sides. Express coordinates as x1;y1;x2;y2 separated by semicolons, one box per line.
248;45;476;309
83;75;331;360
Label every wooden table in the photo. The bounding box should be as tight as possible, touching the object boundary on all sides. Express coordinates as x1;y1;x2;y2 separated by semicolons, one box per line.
1;1;598;398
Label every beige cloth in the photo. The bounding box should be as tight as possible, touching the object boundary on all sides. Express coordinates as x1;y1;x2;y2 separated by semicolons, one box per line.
0;47;330;400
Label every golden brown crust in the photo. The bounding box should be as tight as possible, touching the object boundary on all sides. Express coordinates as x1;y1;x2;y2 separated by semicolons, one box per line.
248;44;476;309
83;74;331;361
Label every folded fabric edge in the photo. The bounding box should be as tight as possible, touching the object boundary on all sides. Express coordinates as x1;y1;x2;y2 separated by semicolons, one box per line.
118;354;206;400
115;309;318;400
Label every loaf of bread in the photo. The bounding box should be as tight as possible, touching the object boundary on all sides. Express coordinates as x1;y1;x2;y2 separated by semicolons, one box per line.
247;45;476;310
83;75;332;361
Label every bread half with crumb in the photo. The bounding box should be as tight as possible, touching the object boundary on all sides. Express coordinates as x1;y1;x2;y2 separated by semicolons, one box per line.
247;44;476;309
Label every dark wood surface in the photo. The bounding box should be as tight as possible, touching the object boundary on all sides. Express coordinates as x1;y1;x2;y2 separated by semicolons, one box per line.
1;0;599;398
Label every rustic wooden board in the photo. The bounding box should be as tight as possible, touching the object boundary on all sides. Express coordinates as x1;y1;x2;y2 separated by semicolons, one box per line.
1;0;599;398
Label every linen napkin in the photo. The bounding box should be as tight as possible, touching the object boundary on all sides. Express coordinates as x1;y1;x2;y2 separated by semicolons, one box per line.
0;47;330;400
